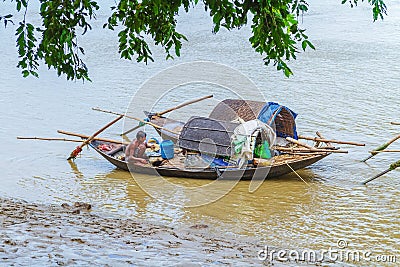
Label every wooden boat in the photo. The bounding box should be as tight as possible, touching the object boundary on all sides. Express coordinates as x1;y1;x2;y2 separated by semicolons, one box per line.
89;140;330;179
117;99;338;179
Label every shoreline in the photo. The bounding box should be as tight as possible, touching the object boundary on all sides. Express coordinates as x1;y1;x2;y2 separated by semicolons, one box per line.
0;197;262;266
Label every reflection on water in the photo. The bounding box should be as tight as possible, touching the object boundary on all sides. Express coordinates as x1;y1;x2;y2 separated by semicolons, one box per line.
1;0;400;263
68;160;84;179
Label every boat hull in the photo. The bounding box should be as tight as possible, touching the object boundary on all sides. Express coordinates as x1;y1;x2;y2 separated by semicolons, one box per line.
89;141;328;180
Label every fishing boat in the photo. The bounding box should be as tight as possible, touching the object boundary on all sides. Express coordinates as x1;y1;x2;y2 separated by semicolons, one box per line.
89;100;341;179
89;139;330;179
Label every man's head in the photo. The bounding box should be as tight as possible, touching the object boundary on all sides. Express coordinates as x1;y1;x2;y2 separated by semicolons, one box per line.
136;131;147;143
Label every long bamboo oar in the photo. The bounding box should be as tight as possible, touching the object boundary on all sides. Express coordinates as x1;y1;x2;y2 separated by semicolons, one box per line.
67;115;123;160
390;122;400;125
57;130;129;145
17;137;83;143
361;134;400;162
156;94;213;116
92;108;179;135
362;159;400;184
298;135;365;146
273;146;348;154
120;94;213;136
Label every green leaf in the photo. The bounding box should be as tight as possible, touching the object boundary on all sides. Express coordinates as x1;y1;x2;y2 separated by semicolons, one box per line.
306;40;315;50
301;40;306;51
30;70;39;78
175;45;180;57
22;70;29;77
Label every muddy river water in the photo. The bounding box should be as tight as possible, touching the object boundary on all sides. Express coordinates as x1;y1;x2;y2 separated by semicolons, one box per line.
0;0;399;265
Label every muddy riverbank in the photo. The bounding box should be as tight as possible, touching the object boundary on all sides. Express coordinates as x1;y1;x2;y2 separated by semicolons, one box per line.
0;197;266;266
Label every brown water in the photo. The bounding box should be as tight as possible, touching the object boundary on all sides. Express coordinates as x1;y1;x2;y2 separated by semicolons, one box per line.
1;0;399;265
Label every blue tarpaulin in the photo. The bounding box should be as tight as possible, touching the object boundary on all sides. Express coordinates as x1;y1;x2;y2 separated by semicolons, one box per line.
257;102;298;139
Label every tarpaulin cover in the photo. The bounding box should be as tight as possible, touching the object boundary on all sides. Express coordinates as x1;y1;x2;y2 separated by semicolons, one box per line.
178;116;240;156
257;102;298;139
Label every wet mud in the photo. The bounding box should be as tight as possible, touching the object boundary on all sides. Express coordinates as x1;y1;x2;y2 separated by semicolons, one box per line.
0;198;264;266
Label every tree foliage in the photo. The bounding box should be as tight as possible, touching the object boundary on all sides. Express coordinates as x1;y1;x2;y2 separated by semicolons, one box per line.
1;0;387;81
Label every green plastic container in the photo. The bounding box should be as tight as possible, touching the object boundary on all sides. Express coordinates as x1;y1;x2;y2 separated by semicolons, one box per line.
254;141;271;159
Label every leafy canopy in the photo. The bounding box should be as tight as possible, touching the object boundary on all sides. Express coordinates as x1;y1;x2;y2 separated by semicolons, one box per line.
1;0;387;81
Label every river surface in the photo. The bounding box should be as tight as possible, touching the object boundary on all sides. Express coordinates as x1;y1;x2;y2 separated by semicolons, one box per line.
0;0;399;265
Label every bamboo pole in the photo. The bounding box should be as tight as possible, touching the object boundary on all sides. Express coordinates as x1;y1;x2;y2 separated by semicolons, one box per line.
286;137;314;149
369;150;400;153
361;133;400;162
57;130;129;145
66;115;124;160
362;159;400;184
157;94;213;116
120;95;213;136
120;124;143;136
67;115;123;160
390;122;400;125
298;135;365;146
316;131;332;148
17;137;83;143
273;146;348;154
362;169;392;185
279;151;327;155
92;107;179;135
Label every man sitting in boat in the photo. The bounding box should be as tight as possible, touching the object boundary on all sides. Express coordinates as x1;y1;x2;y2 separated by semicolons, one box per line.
125;131;150;164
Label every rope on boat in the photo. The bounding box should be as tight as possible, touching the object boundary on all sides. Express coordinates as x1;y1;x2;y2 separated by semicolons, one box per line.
285;161;309;186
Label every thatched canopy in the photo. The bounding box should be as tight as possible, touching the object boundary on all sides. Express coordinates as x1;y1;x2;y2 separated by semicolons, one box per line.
209;99;265;122
209;99;298;139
